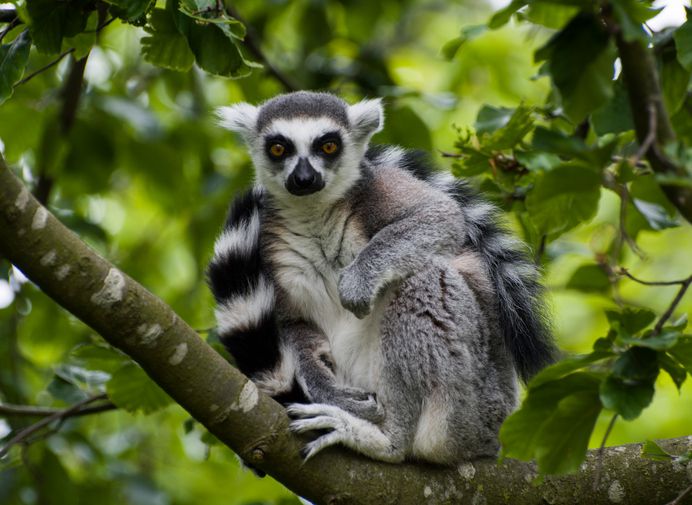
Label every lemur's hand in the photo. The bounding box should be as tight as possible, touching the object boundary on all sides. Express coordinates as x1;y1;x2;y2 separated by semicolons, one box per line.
338;263;374;318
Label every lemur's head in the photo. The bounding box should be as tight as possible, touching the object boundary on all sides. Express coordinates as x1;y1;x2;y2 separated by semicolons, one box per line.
217;91;383;202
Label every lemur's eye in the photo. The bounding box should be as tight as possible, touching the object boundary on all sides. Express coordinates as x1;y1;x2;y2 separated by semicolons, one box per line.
322;141;339;155
269;144;286;158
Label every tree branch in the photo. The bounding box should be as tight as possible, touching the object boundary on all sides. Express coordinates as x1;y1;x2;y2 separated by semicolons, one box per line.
607;16;692;222
0;156;690;504
0;394;111;458
0;400;116;418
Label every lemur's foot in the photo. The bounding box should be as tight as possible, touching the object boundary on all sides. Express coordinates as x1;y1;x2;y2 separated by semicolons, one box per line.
331;386;384;423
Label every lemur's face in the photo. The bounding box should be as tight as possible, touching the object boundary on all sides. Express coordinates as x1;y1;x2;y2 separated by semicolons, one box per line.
217;92;383;204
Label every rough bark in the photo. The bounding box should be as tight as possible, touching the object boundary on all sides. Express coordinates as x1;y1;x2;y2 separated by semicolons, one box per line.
0;157;690;504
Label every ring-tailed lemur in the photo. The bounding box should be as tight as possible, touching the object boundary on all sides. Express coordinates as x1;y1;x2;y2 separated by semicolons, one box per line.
208;91;556;464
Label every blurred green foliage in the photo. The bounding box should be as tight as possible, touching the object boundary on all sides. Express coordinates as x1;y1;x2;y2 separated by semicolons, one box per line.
0;0;691;502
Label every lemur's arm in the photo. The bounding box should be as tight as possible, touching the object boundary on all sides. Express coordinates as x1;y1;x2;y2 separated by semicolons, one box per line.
339;197;465;318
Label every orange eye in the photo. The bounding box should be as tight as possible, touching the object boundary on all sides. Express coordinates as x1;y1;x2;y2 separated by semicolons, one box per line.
322;141;338;155
269;144;285;157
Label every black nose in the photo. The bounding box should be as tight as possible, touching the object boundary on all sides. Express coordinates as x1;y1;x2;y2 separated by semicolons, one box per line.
286;158;324;196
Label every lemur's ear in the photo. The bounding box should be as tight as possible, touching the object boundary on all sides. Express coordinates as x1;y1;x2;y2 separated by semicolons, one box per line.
216;103;259;140
348;98;384;141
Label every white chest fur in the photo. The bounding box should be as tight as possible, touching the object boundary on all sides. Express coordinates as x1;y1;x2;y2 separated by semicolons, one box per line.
268;205;384;391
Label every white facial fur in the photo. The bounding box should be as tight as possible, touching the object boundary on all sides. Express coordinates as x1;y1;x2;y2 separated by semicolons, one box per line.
217;98;384;206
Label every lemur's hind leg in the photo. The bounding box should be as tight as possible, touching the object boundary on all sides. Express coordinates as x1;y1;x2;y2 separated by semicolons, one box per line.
282;321;384;423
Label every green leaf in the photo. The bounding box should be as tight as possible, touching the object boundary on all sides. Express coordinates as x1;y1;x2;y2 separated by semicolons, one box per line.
674;9;692;71
488;0;527;29
533;390;602;474
661;54;691;116
0;30;31;105
186;22;256;78
531;126;616;166
104;0;154;21
566;264;610;293
179;0;246;40
600;374;655;420
70;343;130;373
475;105;514;134
659;353;687;390
26;0;90;54
514;150;562;171
141;9;195;71
606;308;656;335
525;163;602;236
610;0;660;43
612;347;660;380
484;104;534;150
441;25;486;61
106;362;173;414
669;335;692;372
529;351;613;388
628;175;679;232
641;440;673;461
591;80;634;135
524;3;580;29
535;13;616;123
500;372;602;474
620;329;681;351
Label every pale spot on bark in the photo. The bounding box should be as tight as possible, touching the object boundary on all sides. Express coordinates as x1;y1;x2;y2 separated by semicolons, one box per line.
91;268;125;306
458;462;476;480
168;342;188;365
232;380;258;413
210;404;219;412
15;188;29;211
423;486;432;498
608;480;624;503
55;264;71;280
40;250;57;266
31;207;48;229
137;323;162;346
18;228;25;236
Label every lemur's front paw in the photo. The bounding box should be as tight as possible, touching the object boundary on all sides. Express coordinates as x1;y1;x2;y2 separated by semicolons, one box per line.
338;265;374;319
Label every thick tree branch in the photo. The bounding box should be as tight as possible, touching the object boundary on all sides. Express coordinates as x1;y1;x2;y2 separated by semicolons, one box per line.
608;19;692;222
0;157;690;504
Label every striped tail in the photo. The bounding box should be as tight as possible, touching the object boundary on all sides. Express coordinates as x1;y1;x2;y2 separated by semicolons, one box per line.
207;187;281;379
446;181;557;381
375;146;557;382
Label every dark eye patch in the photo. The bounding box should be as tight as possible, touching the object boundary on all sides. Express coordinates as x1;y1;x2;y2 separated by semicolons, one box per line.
264;134;295;160
312;131;342;157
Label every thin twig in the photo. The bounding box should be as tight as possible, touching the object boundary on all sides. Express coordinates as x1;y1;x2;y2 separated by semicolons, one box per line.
223;4;299;91
438;150;463;158
631;102;657;167
0;393;111;458
667;484;692;505
0;401;116;418
0;17;19;42
593;413;618;490
13;48;75;88
617;268;692;287
652;274;692;336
